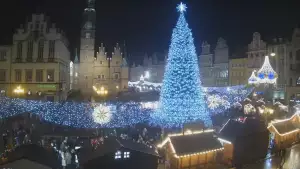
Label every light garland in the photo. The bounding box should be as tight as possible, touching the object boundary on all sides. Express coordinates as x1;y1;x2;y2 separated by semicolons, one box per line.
0;85;252;129
267;112;300;136
157;129;223;158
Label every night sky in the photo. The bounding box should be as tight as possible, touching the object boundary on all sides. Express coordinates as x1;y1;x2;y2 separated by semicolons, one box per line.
0;0;299;62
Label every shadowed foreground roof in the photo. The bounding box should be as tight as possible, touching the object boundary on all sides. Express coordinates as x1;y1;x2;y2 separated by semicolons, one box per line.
170;132;223;156
0;144;60;169
79;137;159;164
219;118;267;142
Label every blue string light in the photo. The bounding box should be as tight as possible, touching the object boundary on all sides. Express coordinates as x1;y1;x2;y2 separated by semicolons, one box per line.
151;3;211;127
0;85;252;128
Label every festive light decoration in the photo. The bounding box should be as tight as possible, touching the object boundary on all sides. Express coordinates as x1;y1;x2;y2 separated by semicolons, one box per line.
267;112;300;136
244;103;256;114
248;56;278;85
152;3;211;127
217;138;232;144
207;95;222;110
157;129;224;158
248;70;259;84
177;2;187;13
92;104;112;125
13;86;25;94
0;84;252;128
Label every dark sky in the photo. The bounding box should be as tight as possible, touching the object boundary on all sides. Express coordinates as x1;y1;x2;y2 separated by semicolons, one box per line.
0;0;299;62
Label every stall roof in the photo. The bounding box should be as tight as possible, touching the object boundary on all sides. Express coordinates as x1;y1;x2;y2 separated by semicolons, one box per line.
79;137;159;164
219;118;267;143
0;144;60;169
157;130;223;158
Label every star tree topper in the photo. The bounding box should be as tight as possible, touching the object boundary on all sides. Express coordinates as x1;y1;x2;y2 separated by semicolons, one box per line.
177;2;187;13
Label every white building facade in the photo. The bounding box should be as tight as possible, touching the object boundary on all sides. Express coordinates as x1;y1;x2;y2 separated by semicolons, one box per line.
198;38;229;87
0;14;70;101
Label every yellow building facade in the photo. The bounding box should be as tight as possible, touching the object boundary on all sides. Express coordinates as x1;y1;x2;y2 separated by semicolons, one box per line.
0;14;70;102
229;58;248;86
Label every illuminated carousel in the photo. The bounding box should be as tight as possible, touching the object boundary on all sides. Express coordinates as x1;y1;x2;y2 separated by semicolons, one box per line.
248;55;278;101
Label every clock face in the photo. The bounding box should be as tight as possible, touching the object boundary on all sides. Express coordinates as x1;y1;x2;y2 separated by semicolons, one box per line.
85;22;92;29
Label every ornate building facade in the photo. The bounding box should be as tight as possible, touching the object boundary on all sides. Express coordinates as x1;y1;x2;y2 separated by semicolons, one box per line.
245;30;300;102
0;14;70;101
229;58;248;86
199;38;229;87
72;0;129;96
129;53;166;84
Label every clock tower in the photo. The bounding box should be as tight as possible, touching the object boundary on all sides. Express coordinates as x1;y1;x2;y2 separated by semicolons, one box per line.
80;0;96;63
77;0;96;95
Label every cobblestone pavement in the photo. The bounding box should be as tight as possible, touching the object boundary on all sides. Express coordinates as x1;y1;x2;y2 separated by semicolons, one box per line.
243;144;300;169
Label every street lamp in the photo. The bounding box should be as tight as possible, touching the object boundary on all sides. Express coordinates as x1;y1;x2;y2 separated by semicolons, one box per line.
270;53;276;57
13;86;24;94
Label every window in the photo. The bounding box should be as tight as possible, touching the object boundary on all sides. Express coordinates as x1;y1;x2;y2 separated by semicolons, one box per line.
124;152;130;158
17;43;22;59
114;73;119;79
36;69;43;82
116;61;119;65
27;41;33;61
48;40;55;59
40;24;44;30
100;61;103;64
0;69;6;82
0;51;6;61
25;69;33;82
101;75;105;79
115;151;121;159
47;69;54;82
30;24;33;30
38;40;44;60
296;50;300;61
35;21;40;29
15;69;22;82
86;33;91;38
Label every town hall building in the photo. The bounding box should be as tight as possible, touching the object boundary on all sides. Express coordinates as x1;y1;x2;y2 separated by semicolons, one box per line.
72;0;129;97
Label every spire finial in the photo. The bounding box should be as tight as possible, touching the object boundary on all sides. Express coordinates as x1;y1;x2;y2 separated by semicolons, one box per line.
87;0;95;8
177;2;187;13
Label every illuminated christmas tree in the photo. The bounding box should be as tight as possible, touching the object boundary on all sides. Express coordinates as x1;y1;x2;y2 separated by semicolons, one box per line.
154;3;211;127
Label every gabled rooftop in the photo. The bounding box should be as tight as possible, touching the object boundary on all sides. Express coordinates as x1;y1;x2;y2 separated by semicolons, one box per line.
219;118;267;143
157;129;223;158
79;137;158;164
0;144;60;169
267;112;300;136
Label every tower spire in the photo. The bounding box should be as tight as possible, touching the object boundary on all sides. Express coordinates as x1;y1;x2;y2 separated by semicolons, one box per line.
87;0;95;9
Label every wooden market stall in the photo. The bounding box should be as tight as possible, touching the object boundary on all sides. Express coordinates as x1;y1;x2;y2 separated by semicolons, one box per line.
218;118;269;167
157;130;224;169
267;112;300;149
